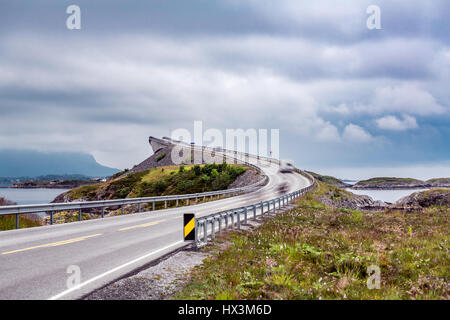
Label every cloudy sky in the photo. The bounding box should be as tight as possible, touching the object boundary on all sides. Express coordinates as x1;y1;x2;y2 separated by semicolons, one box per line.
0;0;449;179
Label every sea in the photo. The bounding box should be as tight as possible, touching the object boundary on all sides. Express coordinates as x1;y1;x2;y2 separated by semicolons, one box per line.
0;188;69;205
344;188;428;204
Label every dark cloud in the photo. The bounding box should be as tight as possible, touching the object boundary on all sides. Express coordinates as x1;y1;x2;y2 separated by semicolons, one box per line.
0;0;448;174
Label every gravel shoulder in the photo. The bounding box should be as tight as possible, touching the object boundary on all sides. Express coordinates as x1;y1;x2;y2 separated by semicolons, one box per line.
84;247;211;300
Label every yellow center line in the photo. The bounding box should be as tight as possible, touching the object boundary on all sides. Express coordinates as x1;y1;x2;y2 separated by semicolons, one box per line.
1;234;102;255
118;219;166;231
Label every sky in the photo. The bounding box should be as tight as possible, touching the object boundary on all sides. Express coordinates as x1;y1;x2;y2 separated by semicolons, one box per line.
0;0;449;180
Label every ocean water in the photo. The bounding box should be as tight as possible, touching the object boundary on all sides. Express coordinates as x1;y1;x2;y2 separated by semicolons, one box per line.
0;188;68;205
345;188;427;204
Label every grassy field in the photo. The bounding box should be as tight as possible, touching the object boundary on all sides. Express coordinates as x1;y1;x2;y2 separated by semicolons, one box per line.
175;182;449;300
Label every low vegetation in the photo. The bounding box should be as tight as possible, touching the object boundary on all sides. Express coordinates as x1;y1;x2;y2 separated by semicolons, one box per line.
354;177;425;188
306;171;348;187
426;178;450;187
0;197;41;231
175;182;449;300
156;153;166;162
63;163;247;201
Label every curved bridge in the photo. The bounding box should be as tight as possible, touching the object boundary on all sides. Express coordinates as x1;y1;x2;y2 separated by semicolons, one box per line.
0;138;314;300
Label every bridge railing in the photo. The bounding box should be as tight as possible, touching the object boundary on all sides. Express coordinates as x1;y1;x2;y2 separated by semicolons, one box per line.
194;171;316;246
0;145;270;229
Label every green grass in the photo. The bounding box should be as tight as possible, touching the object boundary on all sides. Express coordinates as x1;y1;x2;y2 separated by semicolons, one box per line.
0;215;41;231
0;197;41;231
174;182;449;300
306;171;346;187
66;163;247;201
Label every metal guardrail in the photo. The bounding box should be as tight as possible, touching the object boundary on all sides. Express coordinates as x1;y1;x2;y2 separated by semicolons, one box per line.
165;137;282;166
194;171;316;246
0;144;270;229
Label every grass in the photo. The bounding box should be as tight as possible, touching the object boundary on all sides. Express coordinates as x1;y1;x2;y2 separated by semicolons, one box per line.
66;163;247;201
0;197;42;231
306;171;347;187
174;182;449;300
0;215;41;231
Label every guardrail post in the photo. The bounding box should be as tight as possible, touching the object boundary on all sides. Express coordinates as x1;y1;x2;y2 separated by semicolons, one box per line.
244;207;248;224
121;205;125;215
152;201;155;211
50;212;54;225
203;221;208;243
15;213;19;229
138;203;141;213
176;199;179;207
253;205;256;219
210;219;215;240
187;198;190;206
260;202;264;216
237;210;241;229
79;209;82;221
228;212;233;229
195;219;199;243
101;207;105;218
164;200;167;209
217;216;221;234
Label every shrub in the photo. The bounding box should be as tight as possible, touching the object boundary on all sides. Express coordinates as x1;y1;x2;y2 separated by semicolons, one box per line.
156;153;166;162
193;165;201;176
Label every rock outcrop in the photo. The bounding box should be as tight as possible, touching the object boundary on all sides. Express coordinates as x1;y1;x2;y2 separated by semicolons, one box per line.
394;189;450;208
318;187;388;211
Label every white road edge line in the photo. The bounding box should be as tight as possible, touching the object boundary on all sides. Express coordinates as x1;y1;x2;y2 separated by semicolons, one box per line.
48;240;184;300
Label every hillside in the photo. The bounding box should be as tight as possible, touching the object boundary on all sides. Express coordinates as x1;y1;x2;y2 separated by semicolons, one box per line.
305;171;349;188
54;163;248;203
0;150;120;177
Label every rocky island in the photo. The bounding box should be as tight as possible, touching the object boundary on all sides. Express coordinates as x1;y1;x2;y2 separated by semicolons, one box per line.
352;177;450;190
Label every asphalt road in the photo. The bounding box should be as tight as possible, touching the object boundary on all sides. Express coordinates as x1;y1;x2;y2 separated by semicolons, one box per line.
0;157;311;300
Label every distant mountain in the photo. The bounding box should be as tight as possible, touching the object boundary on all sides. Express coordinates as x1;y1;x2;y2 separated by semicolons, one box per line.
0;150;120;178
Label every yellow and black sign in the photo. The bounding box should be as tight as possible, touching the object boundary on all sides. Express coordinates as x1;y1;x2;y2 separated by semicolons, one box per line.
184;213;195;241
